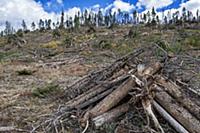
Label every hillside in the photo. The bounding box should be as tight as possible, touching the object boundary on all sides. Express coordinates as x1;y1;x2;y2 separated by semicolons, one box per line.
0;25;200;132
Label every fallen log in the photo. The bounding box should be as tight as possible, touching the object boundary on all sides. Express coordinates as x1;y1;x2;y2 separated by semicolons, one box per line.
83;77;135;121
156;76;200;121
155;90;200;133
153;101;189;133
92;103;129;127
83;62;162;121
60;75;129;112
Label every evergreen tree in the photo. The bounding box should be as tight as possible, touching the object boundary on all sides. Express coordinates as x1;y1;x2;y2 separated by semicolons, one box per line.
151;7;156;25
74;14;80;28
46;19;52;30
60;10;64;28
21;20;27;31
147;11;151;24
196;9;199;22
143;13;147;23
164;16;168;24
84;9;88;25
133;10;137;24
0;31;3;37
182;7;187;22
39;19;45;31
98;9;103;26
4;21;12;35
31;22;36;31
156;15;160;24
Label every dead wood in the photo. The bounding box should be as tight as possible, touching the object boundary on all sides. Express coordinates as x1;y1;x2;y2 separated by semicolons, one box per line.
60;75;129;112
155;89;200;133
156;76;200;121
83;62;162;122
76;87;115;109
0;126;26;132
62;48;144;100
153;101;189;133
92;103;129;127
82;77;135;121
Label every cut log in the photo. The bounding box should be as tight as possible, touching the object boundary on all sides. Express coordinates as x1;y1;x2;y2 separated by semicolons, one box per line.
60;75;128;112
156;76;200;121
92;103;129;127
83;77;135;121
153;101;189;133
155;90;200;133
76;87;115;109
83;62;162;121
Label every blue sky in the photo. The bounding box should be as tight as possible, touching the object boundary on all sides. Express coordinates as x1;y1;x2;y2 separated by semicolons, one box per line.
36;0;189;13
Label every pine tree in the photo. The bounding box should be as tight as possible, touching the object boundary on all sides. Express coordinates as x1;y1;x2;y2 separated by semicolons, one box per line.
133;10;137;24
39;19;45;31
31;22;36;31
182;7;187;22
143;13;147;23
74;14;80;28
84;9;88;25
60;10;64;28
4;21;12;35
98;9;103;26
47;19;52;30
151;7;156;25
21;20;27;31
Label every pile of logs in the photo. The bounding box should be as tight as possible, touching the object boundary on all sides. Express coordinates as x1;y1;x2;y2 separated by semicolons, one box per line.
32;49;200;133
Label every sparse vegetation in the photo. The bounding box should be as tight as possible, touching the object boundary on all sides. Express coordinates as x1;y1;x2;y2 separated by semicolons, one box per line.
16;69;34;76
0;5;200;133
32;83;60;98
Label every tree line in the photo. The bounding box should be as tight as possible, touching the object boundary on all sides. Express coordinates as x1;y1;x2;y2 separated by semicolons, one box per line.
1;7;200;36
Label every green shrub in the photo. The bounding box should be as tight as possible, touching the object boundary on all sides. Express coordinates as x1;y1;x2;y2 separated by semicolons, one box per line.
52;29;61;38
16;29;23;37
16;69;34;75
184;35;200;47
32;83;60;98
63;35;73;47
128;28;138;38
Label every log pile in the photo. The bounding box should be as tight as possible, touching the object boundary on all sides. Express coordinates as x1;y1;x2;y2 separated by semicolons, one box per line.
31;49;200;133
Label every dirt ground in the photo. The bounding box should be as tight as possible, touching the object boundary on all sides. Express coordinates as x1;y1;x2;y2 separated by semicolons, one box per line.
0;25;199;132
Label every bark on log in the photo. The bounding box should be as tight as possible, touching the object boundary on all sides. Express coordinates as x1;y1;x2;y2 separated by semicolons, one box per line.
156;76;200;121
76;87;115;109
155;90;200;133
83;77;134;120
83;62;162;121
92;103;129;127
60;75;128;112
153;101;189;133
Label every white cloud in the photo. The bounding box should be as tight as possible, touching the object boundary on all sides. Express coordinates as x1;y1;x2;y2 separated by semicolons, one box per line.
56;0;63;4
65;7;81;19
136;0;173;10
0;0;59;31
156;0;200;22
180;0;200;15
105;0;135;14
